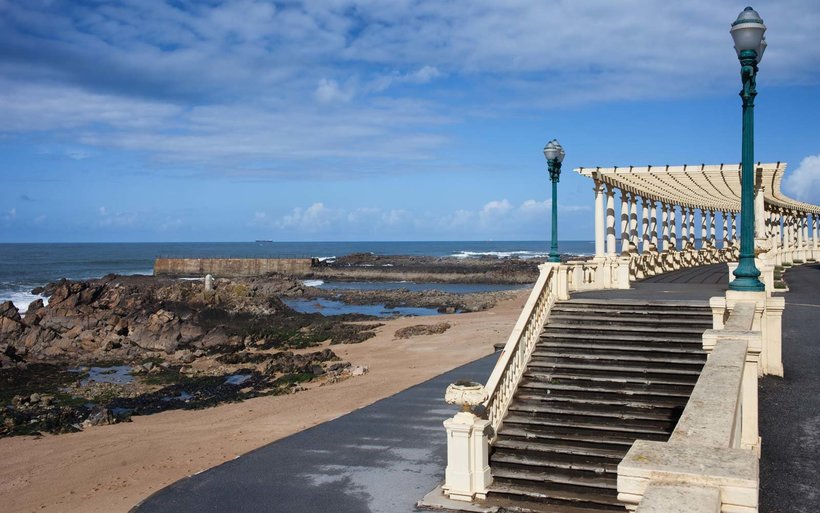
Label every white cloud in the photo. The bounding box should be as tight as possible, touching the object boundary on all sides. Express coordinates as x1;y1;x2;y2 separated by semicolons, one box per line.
479;199;512;225
783;154;820;203
255;198;587;239
276;202;337;232
368;65;443;92
314;78;355;103
97;206;138;227
4;208;16;221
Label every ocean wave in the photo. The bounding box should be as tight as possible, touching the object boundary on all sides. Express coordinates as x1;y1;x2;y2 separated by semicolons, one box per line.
301;279;325;287
450;250;551;259
0;290;50;313
315;256;336;262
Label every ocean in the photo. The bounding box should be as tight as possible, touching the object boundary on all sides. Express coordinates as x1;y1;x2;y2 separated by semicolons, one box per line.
0;241;594;312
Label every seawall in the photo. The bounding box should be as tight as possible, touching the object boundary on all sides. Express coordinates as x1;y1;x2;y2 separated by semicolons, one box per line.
153;258;315;277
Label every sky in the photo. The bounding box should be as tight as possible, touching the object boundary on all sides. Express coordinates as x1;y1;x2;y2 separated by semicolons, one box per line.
1;0;820;243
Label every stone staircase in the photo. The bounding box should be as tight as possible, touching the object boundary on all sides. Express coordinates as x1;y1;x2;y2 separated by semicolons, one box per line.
485;299;711;513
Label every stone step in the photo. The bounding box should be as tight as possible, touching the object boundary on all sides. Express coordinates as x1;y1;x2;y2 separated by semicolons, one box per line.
509;401;677;423
531;349;706;365
543;323;707;336
524;368;699;386
496;426;654;449
548;314;712;329
485;492;624;513
527;358;703;376
493;438;628;461
488;476;625;513
556;298;709;310
540;331;704;345
519;378;693;398
540;339;705;354
491;451;618;475
514;391;687;411
503;412;675;436
491;466;616;491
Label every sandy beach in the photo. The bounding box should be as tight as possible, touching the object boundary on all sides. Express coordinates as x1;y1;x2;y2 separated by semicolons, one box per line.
0;289;527;513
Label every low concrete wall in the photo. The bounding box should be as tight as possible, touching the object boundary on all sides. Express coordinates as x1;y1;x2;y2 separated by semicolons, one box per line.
154;258;315;277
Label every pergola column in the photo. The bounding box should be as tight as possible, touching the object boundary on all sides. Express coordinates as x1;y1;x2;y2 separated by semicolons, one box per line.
797;214;804;259
662;203;670;251
731;212;739;246
641;197;651;252
649;200;658;249
709;210;716;247
801;214;806;244
593;179;605;259
722;211;730;249
620;191;630;255
669;205;678;251
606;185;617;257
700;209;708;249
629;193;639;251
681;208;689;248
754;183;766;240
688;208;696;248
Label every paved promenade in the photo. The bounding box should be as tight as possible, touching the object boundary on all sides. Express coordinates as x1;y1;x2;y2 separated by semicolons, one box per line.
132;354;497;513
132;263;816;513
758;263;820;513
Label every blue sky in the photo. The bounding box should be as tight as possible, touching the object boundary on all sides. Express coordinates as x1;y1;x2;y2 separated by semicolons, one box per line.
1;0;819;242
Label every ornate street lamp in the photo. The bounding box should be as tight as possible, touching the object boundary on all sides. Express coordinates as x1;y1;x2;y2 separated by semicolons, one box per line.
544;139;565;263
729;6;766;291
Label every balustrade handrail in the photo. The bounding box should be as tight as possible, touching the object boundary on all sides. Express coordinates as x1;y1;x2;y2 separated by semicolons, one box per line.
482;263;558;436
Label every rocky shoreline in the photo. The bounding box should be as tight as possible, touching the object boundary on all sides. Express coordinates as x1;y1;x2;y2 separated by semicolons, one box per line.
0;254;540;437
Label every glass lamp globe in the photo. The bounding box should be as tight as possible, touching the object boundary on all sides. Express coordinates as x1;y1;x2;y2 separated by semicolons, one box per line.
730;6;766;62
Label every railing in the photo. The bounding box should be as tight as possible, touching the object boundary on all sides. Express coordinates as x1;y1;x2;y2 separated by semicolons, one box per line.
482;263;560;436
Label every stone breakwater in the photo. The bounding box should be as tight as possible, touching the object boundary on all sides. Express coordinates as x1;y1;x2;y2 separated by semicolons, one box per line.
154;258;315;277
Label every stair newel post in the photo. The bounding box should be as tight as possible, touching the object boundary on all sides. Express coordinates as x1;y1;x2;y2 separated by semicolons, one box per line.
443;382;492;501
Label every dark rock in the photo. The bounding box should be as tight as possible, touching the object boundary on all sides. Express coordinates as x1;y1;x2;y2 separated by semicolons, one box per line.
394;322;452;339
85;406;114;426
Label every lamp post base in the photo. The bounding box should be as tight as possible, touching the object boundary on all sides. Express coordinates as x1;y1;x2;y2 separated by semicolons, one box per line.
729;276;765;291
548;252;561;263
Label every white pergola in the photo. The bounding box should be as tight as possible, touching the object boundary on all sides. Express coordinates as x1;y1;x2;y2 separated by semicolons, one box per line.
573;162;819;266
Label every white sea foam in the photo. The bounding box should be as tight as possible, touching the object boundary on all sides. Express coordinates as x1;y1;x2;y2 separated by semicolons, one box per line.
302;279;325;287
316;256;336;262
177;277;205;281
450;250;550;260
1;291;49;313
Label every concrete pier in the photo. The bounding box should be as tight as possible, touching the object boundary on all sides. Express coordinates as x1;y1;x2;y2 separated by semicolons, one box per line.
153;258;314;277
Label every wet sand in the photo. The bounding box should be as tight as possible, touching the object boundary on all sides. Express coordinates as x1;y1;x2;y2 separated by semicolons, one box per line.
0;290;528;513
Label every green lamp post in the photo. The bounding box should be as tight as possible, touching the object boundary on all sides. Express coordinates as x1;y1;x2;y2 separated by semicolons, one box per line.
544;139;565;263
729;6;766;291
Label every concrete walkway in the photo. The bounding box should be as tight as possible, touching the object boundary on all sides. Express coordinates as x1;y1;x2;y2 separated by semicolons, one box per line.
132;263;816;513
